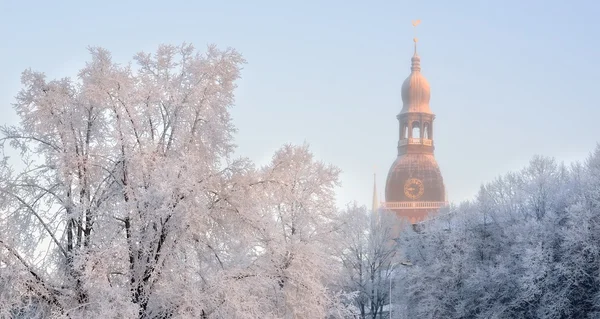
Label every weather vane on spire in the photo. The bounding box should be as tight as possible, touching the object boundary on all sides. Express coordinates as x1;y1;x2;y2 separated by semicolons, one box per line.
412;19;421;54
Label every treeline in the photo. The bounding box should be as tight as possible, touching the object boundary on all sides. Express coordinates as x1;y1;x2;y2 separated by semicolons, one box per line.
396;149;600;318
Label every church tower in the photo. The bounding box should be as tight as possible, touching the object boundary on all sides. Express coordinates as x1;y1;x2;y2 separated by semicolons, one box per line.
383;37;447;224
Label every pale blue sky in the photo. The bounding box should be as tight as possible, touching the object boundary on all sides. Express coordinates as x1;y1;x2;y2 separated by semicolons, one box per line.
1;0;599;208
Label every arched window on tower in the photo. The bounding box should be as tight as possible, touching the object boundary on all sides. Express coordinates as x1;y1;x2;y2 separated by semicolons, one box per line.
423;123;430;139
412;121;421;139
404;123;409;139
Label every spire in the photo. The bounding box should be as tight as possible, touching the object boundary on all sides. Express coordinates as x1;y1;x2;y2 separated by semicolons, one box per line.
372;172;379;212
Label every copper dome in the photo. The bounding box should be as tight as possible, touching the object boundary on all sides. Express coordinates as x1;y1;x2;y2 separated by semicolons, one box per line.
385;154;445;203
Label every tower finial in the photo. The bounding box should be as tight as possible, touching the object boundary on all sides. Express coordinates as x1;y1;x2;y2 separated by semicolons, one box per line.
411;19;421;56
414;37;418;56
410;19;422;72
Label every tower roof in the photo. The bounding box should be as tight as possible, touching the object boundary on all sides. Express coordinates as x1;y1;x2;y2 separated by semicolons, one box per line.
385;154;445;203
400;39;432;114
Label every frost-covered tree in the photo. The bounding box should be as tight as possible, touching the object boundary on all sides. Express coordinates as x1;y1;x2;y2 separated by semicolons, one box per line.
338;203;403;319
253;144;355;318
0;42;246;318
0;44;354;319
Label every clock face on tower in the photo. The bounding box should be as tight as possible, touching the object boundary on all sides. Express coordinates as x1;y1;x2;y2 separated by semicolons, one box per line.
404;178;425;200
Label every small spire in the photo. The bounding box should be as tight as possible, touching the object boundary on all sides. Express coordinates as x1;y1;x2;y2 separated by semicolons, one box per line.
372;172;379;213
